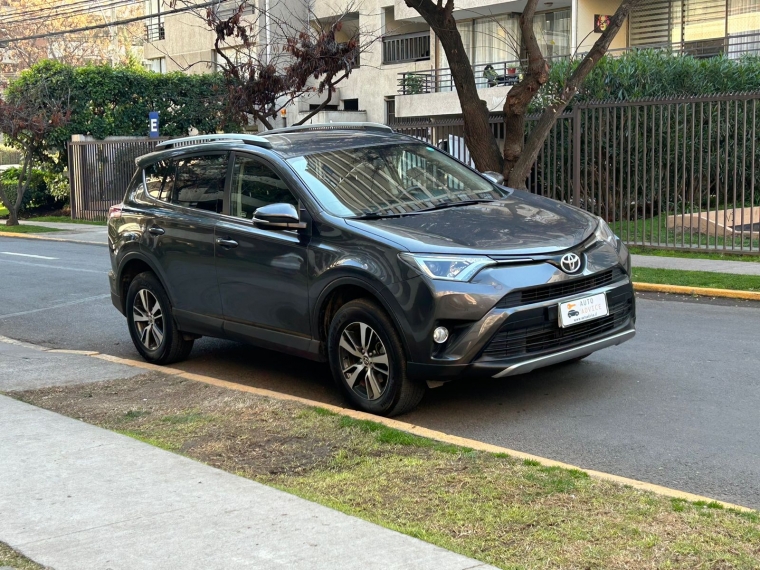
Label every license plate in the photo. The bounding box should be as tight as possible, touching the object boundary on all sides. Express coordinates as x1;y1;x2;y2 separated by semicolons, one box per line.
558;293;609;328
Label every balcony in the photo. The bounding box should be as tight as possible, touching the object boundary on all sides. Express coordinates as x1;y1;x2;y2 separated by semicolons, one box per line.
398;59;522;95
145;21;165;42
383;31;430;64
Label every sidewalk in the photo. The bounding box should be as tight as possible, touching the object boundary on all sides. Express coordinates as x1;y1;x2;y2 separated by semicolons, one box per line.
631;253;760;275
15;220;107;245
0;342;494;570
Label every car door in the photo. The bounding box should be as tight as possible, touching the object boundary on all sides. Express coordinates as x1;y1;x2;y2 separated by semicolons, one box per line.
215;152;312;351
141;152;228;335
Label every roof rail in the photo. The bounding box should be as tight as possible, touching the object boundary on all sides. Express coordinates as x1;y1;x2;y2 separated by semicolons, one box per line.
156;133;272;149
262;122;394;136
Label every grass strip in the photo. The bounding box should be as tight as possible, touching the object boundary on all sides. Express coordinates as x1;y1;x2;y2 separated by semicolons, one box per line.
11;373;760;570
0;541;44;570
628;246;760;263
26;216;106;226
0;224;61;234
632;267;760;291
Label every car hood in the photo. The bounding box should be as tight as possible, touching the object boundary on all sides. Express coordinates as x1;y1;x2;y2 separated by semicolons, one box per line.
344;190;598;255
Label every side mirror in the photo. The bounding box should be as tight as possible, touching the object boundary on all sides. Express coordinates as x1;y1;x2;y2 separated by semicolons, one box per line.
482;171;505;185
252;203;307;230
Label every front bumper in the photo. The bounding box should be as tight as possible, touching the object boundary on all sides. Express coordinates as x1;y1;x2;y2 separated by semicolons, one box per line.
405;272;636;382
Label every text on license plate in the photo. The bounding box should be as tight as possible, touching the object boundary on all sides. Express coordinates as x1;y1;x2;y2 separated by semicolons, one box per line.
558;293;609;328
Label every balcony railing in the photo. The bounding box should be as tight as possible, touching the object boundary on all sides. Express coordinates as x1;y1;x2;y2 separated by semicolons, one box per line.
397;33;760;95
383;31;430;64
145;21;165;42
398;59;524;95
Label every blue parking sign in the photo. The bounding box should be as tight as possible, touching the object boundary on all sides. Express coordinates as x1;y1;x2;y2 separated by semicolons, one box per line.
149;112;160;138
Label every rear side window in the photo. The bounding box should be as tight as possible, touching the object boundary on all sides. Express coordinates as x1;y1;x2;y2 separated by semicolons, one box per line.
229;156;297;219
143;160;176;201
172;154;228;213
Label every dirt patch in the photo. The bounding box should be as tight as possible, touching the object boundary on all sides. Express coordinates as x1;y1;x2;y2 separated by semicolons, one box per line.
14;372;351;478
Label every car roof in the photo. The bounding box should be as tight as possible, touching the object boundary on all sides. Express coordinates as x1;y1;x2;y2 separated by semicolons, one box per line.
135;129;422;167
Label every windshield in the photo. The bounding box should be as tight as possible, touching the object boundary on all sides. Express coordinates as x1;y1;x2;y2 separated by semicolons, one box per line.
286;143;508;217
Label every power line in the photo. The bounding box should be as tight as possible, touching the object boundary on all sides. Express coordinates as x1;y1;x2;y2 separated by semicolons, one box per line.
0;1;219;46
0;0;143;27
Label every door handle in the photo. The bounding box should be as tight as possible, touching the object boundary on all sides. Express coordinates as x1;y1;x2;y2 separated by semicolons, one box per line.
148;226;165;236
216;238;239;249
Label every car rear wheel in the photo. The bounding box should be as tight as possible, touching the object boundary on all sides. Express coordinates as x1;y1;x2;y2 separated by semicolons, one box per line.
327;299;425;416
126;272;194;364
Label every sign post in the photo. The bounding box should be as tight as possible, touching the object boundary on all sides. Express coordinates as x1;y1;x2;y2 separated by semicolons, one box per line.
148;112;160;138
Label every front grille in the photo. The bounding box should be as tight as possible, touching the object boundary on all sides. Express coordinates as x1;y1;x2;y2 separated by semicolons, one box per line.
496;267;625;309
482;287;633;360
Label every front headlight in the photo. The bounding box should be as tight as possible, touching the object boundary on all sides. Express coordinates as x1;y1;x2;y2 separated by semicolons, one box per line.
595;219;619;250
398;253;495;282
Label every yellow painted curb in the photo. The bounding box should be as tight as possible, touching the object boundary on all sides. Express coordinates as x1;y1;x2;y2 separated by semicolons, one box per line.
633;281;760;301
0;231;106;247
90;352;755;513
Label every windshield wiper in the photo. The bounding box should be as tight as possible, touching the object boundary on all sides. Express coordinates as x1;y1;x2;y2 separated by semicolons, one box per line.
415;199;496;213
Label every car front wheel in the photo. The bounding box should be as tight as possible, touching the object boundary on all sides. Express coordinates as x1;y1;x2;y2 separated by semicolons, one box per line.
327;299;425;416
126;272;194;364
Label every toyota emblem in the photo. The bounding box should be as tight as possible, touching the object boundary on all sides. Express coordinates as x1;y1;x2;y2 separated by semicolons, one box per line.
560;252;582;274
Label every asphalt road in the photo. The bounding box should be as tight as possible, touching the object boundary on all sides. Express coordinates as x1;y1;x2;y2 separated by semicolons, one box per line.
1;236;759;509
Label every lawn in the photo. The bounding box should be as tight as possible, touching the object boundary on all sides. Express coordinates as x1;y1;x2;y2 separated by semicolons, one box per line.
612;214;760;252
628;246;760;263
12;373;760;570
632;267;760;291
0;224;61;234
26;215;106;226
0;541;43;570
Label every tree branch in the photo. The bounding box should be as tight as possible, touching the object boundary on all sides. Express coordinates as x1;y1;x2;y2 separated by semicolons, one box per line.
507;0;638;188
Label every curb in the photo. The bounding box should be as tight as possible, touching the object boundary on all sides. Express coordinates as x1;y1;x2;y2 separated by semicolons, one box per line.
0;231;106;247
2;335;750;513
633;281;760;301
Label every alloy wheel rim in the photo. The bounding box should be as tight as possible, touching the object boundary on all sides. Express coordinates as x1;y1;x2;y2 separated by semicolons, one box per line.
132;289;165;351
338;322;390;401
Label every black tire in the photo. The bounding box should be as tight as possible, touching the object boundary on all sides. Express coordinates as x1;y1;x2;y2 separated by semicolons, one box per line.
327;298;425;416
126;271;194;365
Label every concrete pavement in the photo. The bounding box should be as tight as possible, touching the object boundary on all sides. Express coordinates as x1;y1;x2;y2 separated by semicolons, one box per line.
0;344;494;570
631;253;760;275
11;220;107;245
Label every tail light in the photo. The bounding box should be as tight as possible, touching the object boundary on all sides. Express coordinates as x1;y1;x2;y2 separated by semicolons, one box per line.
108;204;123;220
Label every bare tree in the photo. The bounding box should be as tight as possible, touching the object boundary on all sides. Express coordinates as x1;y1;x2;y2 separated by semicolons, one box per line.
170;0;377;129
404;0;638;188
0;91;70;226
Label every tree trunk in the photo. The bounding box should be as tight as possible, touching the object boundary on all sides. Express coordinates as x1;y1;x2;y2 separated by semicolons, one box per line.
506;0;638;189
404;0;502;173
501;0;548;181
5;207;19;226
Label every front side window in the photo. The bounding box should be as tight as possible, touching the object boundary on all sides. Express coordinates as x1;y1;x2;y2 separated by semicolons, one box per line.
229;156;297;219
172;154;227;213
143;160;175;201
287;143;507;217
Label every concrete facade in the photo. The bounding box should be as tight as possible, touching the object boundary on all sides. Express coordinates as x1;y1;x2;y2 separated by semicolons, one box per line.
137;0;632;125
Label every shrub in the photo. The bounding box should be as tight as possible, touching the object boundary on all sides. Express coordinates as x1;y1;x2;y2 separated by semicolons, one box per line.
0;167;63;214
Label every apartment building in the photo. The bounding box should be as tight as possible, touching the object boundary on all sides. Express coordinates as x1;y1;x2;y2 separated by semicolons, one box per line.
143;0;760;125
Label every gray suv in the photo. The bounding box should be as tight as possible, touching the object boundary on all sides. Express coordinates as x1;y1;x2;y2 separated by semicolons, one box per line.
108;123;635;416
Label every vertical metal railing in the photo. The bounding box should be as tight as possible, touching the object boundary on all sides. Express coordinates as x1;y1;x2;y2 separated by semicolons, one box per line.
68;138;165;221
391;91;760;254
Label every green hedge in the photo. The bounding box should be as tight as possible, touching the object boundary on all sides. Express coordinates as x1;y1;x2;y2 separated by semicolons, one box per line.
5;60;242;170
0;168;63;214
534;50;760;112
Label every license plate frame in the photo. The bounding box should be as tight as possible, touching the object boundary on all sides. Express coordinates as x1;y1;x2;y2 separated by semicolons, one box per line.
558;292;609;328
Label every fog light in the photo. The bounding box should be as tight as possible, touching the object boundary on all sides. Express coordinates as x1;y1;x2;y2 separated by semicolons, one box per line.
433;326;449;344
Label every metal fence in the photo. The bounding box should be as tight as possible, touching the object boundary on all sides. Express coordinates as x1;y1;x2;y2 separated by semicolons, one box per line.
391;92;760;254
68;138;164;221
383;31;430;65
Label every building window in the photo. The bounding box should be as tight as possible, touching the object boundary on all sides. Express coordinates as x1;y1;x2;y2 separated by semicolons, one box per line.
533;10;571;58
385;97;395;124
630;0;760;57
145;57;166;73
343;99;359;111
